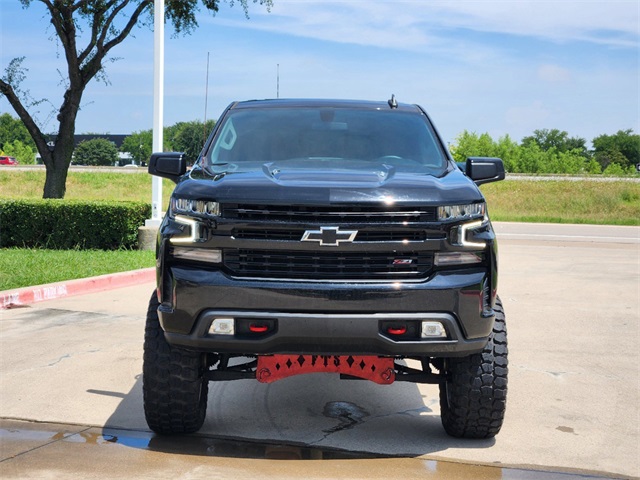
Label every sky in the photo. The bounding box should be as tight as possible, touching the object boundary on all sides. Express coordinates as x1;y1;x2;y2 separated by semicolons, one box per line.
0;0;638;147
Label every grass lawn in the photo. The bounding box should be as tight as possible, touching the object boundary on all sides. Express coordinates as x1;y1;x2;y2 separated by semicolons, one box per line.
481;180;640;226
0;248;155;291
0;169;175;205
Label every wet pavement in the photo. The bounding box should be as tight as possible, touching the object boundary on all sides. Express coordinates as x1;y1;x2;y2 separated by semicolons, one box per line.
1;224;639;479
1;419;622;479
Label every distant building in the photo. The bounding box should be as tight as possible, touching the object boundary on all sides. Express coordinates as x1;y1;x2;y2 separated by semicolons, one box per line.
37;134;135;165
71;134;128;149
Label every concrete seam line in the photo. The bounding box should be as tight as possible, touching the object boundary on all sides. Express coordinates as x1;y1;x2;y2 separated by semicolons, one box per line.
0;268;155;309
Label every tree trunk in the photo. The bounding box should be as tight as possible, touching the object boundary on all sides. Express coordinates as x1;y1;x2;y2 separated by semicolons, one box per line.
43;155;71;199
42;87;81;199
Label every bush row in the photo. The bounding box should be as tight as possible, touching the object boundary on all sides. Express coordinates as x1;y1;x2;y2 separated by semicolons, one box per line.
450;130;639;175
0;200;151;250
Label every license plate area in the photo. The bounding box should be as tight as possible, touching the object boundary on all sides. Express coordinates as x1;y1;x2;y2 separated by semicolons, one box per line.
256;354;395;384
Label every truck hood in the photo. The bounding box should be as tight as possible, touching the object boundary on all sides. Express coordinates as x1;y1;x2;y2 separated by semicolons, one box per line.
172;163;484;205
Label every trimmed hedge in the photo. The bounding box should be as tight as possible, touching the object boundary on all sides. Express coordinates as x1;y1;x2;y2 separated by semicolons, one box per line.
0;200;151;250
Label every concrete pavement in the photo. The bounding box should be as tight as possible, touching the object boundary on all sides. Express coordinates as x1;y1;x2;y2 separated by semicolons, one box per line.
1;223;638;478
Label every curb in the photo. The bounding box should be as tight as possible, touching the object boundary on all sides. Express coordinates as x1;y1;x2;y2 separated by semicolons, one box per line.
1;268;155;309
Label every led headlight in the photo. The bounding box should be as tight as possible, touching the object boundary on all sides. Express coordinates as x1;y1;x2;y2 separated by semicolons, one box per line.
171;197;220;218
170;215;202;244
437;202;485;221
450;220;487;248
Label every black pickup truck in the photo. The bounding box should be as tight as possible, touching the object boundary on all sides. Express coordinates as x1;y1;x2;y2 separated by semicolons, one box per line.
144;98;508;439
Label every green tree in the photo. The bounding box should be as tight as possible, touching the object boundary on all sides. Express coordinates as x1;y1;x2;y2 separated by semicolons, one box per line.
0;0;272;199
545;149;588;174
450;131;525;172
593;129;640;170
565;136;589;156
450;131;495;162
0;113;36;151
2;139;36;164
120;129;153;166
167;119;216;163
585;158;602;175
522;128;588;156
73;138;119;166
595;148;629;170
493;134;520;173
516;142;545;173
602;162;628;176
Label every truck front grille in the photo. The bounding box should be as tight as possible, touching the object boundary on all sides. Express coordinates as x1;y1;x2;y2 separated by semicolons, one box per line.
222;204;437;223
224;249;434;280
232;228;429;243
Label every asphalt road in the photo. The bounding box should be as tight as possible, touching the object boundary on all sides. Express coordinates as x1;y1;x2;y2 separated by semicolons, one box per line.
1;223;638;479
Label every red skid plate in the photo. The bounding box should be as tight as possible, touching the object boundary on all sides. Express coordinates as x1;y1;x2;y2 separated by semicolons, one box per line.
256;355;395;385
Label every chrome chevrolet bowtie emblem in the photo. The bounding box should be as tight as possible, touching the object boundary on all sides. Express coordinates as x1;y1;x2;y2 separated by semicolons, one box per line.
301;226;358;246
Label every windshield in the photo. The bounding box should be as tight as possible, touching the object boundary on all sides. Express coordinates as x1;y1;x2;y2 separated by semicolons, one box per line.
206;107;448;175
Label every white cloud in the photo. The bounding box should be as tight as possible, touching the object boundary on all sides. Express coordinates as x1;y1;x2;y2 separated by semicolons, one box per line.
428;1;639;47
217;0;639;50
212;2;438;51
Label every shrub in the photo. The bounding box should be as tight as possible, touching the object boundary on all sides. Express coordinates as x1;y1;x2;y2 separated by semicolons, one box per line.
585;159;602;175
602;163;628;177
0;200;151;250
73;138;119;166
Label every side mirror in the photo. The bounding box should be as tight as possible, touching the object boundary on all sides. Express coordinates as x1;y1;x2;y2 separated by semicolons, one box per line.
465;157;505;185
148;152;187;183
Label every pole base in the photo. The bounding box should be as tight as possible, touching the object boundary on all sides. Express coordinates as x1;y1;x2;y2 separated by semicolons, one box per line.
138;225;158;251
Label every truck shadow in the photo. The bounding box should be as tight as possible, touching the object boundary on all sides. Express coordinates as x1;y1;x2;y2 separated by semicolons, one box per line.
93;368;496;460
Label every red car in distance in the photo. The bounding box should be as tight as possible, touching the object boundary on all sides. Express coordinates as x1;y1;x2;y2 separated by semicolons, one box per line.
0;156;18;165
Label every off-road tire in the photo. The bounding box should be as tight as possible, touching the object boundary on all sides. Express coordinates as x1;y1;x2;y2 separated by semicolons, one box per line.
143;292;208;434
439;297;508;439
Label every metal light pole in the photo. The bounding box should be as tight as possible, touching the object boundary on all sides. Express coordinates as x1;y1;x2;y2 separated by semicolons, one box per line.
146;0;164;228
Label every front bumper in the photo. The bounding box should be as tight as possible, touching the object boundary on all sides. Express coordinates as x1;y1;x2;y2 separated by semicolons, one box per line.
158;267;495;357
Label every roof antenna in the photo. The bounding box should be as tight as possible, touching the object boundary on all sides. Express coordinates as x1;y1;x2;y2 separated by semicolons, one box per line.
388;94;398;109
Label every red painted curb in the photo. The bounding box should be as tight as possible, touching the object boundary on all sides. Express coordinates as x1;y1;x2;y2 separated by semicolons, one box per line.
0;268;155;309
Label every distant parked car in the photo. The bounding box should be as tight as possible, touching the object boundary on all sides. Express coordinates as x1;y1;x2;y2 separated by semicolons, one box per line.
0;156;18;165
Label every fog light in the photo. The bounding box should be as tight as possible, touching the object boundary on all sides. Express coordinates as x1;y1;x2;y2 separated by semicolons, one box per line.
172;247;222;263
209;318;234;335
434;252;483;266
421;321;446;338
